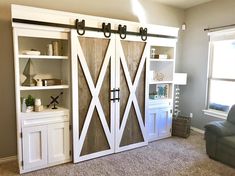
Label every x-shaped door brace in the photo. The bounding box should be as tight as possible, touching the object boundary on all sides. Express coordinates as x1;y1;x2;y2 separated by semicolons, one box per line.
76;38;115;156
116;39;147;147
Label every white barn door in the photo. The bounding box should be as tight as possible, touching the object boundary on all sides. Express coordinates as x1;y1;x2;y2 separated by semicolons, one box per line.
71;30;116;162
72;30;148;162
115;36;148;152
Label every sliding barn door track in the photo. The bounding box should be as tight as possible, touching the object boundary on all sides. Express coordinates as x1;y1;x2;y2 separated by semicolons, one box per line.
12;18;177;41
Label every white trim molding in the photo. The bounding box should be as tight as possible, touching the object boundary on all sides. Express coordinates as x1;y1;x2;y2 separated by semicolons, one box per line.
191;127;205;134
0;156;17;163
11;4;179;37
203;109;227;120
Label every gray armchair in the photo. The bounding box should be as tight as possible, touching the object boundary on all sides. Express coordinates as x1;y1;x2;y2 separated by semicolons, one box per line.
204;104;235;168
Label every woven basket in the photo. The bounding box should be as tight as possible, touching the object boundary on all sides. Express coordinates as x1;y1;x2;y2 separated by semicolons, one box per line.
172;116;191;138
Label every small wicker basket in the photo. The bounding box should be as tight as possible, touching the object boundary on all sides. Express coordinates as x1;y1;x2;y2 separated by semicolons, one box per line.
172;116;191;138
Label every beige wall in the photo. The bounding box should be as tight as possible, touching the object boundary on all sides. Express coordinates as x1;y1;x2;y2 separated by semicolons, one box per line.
179;0;235;129
0;0;184;158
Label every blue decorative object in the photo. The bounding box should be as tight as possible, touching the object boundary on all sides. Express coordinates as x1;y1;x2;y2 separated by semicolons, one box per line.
209;103;230;112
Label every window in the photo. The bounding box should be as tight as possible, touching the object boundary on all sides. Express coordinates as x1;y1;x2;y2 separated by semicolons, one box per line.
206;30;235;117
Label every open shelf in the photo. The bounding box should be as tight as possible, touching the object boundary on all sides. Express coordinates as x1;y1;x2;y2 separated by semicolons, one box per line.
20;85;69;90
19;55;68;60
150;45;174;59
149;61;174;82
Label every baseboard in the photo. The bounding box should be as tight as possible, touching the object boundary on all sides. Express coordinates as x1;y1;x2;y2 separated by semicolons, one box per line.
0;156;17;163
191;127;205;134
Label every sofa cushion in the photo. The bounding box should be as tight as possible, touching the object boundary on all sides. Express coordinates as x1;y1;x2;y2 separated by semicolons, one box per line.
227;104;235;125
218;136;235;150
205;121;235;137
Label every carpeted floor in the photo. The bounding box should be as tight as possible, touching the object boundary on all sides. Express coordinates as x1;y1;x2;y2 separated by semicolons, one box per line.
1;131;235;176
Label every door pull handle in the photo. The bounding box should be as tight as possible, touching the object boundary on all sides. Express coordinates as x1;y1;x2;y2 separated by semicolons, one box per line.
110;88;120;102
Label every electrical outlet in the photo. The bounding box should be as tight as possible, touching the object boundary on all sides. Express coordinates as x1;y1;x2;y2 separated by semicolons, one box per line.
190;113;193;118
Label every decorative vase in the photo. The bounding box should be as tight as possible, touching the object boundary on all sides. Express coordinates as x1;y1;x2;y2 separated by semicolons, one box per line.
26;106;34;113
21;98;27;113
36;79;43;86
35;98;41;106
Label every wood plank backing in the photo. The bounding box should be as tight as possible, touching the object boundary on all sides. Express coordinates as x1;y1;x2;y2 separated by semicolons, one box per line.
120;103;143;146
79;37;109;85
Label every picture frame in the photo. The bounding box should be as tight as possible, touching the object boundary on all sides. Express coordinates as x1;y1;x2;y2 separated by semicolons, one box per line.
156;84;169;99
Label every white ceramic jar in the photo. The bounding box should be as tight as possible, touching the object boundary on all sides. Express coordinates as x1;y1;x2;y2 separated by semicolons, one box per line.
35;98;41;106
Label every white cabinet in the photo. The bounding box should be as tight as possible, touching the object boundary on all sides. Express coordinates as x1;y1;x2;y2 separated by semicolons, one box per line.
21;111;71;172
22;125;48;170
12;25;71;173
147;107;172;141
22;122;70;170
146;37;177;142
48;122;70;163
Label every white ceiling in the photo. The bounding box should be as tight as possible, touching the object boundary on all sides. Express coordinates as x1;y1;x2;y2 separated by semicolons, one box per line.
150;0;214;9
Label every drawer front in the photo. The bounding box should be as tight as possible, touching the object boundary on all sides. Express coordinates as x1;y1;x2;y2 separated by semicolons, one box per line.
148;100;172;109
22;114;69;128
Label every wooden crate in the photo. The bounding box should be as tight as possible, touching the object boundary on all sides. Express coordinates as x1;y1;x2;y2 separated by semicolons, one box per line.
172;116;191;138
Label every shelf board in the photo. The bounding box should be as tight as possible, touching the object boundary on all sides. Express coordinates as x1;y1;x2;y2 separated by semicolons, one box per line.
19;55;68;60
149;81;173;84
150;59;174;62
149;98;172;102
20;107;69;118
20;85;69;90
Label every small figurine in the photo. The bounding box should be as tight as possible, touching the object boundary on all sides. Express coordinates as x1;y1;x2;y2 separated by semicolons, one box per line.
47;92;63;109
22;59;37;86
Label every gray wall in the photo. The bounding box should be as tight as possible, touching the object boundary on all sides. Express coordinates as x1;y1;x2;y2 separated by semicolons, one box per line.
179;0;235;129
0;0;184;158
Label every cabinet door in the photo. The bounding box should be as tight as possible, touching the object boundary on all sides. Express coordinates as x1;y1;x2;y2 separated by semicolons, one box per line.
147;108;159;141
157;108;172;138
48;122;70;163
22;125;48;170
147;107;172;141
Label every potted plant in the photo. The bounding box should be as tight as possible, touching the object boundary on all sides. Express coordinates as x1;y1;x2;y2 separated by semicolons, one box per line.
25;95;35;112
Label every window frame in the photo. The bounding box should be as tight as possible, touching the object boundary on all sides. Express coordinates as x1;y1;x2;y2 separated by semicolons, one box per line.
204;29;235;118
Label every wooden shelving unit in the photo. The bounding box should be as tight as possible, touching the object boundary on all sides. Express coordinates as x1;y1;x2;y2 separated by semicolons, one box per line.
146;37;178;142
13;26;71;173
